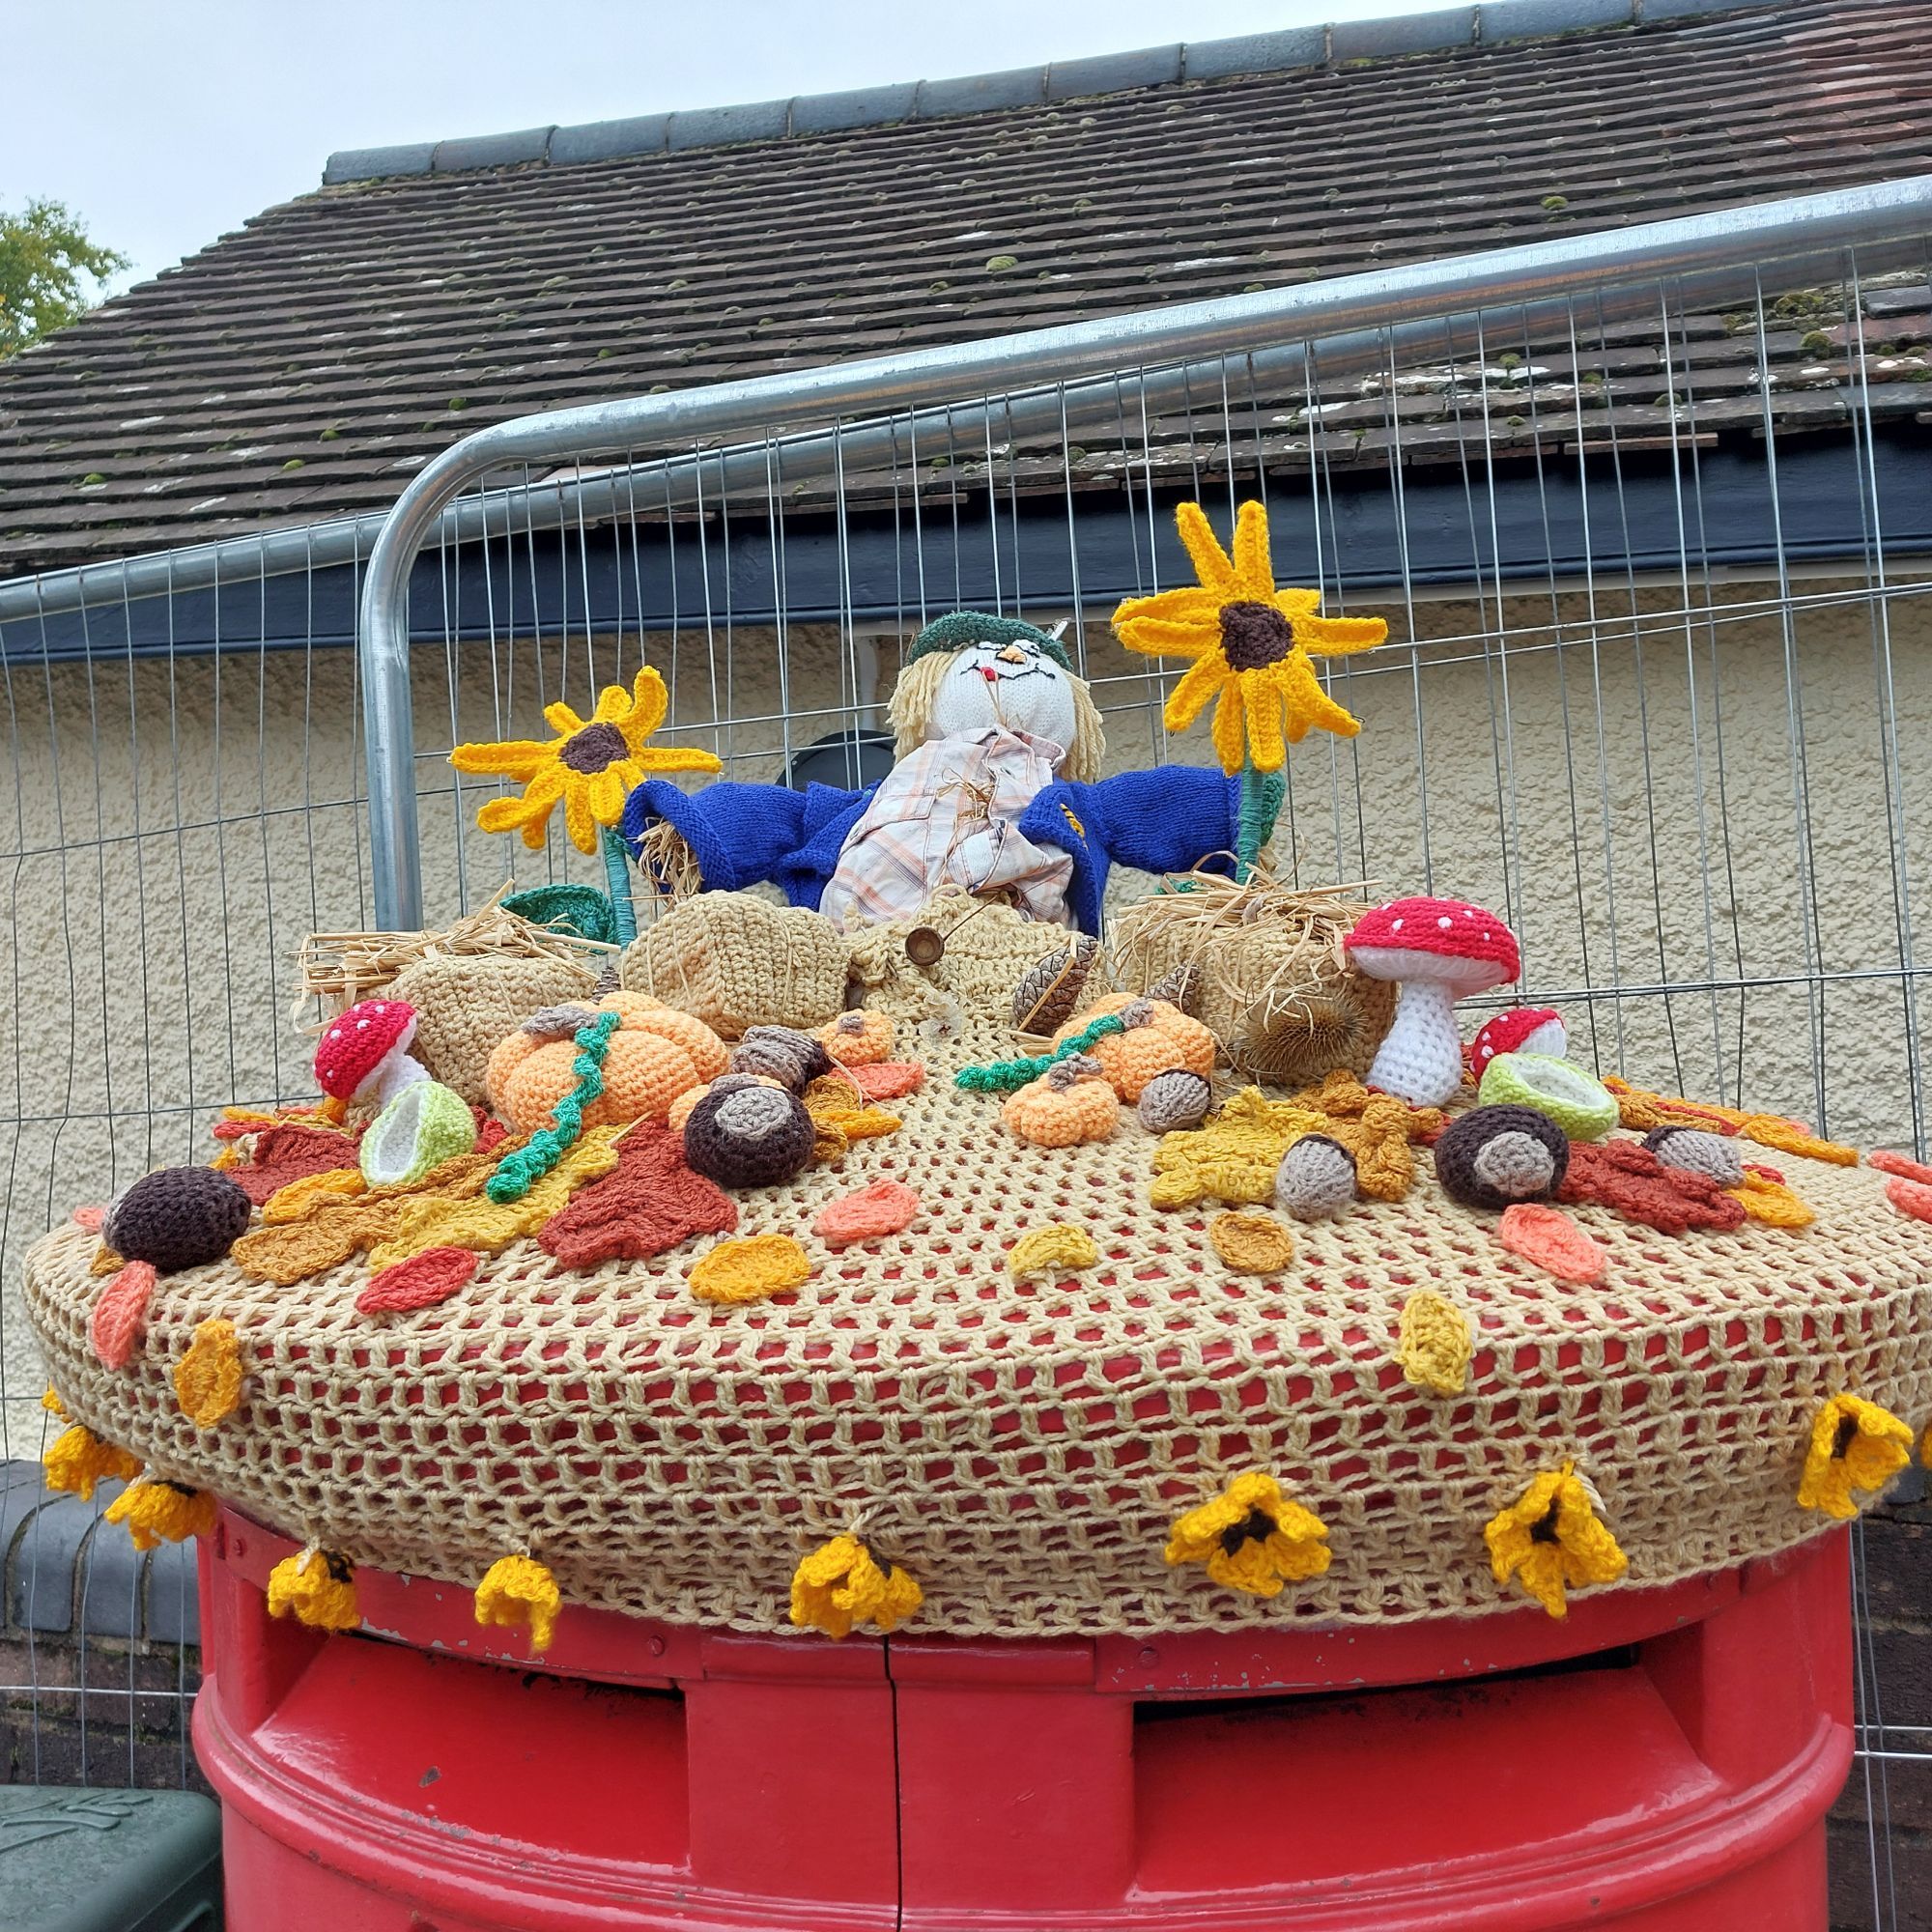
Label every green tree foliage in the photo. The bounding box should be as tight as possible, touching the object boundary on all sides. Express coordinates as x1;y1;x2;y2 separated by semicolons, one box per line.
0;199;128;359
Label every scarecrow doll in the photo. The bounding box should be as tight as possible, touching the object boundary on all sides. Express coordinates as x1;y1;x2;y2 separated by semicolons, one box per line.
619;611;1249;933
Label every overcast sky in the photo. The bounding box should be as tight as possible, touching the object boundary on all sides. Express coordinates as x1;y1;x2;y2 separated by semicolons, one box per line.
8;0;1416;287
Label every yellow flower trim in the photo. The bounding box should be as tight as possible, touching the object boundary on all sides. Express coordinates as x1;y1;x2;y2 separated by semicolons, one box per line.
474;1553;561;1655
267;1548;361;1632
1007;1222;1099;1280
174;1317;246;1429
1164;1471;1330;1597
689;1234;812;1306
43;1423;141;1501
1112;500;1388;774
1397;1290;1472;1397
42;1386;67;1418
1485;1463;1628;1618
450;664;723;854
105;1480;218;1551
1797;1394;1912;1520
789;1533;923;1638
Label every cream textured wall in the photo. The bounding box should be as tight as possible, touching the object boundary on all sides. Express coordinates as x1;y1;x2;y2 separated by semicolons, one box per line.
5;577;1927;1440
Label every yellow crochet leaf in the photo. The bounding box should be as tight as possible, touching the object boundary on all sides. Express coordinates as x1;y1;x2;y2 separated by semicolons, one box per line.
1007;1223;1099;1280
1396;1291;1472;1397
689;1234;812;1306
1149;1089;1329;1209
174;1317;246;1429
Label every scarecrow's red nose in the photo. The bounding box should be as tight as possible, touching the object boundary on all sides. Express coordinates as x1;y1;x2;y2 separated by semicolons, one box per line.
980;666;999;682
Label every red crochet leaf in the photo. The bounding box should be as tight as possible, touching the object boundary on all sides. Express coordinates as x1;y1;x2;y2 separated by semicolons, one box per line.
1556;1137;1747;1234
539;1122;737;1268
231;1123;361;1205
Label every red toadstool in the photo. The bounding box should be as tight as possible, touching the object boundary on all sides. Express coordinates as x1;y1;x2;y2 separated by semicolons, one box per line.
313;999;428;1111
1469;1007;1567;1073
1343;896;1520;1107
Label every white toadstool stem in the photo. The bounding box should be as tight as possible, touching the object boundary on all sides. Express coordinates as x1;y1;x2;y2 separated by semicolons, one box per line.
1366;976;1467;1107
372;1050;432;1109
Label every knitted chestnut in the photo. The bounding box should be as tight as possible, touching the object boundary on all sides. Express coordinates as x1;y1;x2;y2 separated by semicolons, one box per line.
684;1074;815;1188
1138;1068;1212;1133
1644;1125;1746;1187
103;1167;252;1273
1274;1134;1358;1220
1433;1105;1570;1211
729;1026;833;1092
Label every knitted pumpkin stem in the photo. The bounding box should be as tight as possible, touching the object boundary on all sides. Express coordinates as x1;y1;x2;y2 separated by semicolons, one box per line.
600;826;639;948
1234;759;1285;883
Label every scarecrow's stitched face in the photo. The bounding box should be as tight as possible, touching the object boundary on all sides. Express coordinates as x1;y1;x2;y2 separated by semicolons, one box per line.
925;636;1078;752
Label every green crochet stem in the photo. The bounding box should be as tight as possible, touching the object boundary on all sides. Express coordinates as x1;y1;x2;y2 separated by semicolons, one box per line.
486;1009;621;1203
955;1012;1126;1094
600;826;639;948
1234;759;1287;882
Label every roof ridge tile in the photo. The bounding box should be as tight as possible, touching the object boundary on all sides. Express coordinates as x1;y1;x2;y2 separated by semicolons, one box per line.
319;0;1781;185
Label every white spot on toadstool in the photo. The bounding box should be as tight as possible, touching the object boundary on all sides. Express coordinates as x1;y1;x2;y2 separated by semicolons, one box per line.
1437;917;1452;929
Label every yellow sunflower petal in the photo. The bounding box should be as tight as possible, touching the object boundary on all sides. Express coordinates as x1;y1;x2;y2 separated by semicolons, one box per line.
625;665;671;742
1175;502;1239;597
1271;587;1323;618
591;681;631;724
544;700;586;736
1163;654;1230;731
1241;668;1287;771
476;781;560;838
1116;612;1222;659
1277;653;1362;744
561;775;599;853
449;738;554;779
1209;681;1248;775
636;745;724;777
587;768;628;824
1113;584;1228;627
1230;499;1276;596
1293;611;1389;658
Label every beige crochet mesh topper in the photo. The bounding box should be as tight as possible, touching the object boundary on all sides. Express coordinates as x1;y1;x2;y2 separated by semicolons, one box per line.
25;980;1932;1639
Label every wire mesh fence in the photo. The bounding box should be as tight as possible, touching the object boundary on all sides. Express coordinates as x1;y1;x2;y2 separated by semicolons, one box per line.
0;209;1928;1918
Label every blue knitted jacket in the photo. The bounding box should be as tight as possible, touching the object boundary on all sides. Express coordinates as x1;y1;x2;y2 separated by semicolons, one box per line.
619;763;1245;934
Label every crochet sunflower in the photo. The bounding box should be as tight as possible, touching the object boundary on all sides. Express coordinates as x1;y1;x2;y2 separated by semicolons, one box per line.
450;665;720;944
1113;500;1387;874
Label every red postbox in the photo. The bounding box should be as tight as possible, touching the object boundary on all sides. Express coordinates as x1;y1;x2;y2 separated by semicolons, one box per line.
195;1505;1852;1931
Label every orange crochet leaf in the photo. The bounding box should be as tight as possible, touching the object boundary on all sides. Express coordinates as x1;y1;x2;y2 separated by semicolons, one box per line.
538;1122;737;1268
1496;1204;1607;1284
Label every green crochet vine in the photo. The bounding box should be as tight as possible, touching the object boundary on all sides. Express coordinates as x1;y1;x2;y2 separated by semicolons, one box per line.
486;1009;621;1203
955;1012;1126;1094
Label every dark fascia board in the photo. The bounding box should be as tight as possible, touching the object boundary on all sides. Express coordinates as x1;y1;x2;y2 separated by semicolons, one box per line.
320;0;1770;184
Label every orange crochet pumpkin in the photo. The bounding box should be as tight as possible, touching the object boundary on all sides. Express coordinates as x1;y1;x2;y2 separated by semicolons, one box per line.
817;1009;895;1066
1003;1055;1121;1148
1051;994;1217;1103
488;992;728;1136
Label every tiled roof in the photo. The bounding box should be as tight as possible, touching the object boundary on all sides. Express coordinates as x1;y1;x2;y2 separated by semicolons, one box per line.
1;0;1929;581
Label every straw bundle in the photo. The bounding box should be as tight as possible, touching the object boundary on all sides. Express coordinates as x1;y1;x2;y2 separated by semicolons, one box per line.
1107;872;1395;1084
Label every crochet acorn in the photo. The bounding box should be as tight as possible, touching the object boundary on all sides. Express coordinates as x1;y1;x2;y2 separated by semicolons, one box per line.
683;1074;816;1187
1433;1105;1570;1211
1643;1124;1747;1186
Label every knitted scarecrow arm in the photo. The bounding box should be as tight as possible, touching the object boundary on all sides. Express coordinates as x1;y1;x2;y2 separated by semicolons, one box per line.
1017;765;1244;931
620;777;872;908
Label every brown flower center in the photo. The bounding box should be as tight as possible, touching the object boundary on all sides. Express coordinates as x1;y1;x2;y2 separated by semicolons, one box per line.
1832;1413;1860;1459
1219;600;1294;671
1529;1500;1563;1545
1219;1506;1278;1555
558;722;628;773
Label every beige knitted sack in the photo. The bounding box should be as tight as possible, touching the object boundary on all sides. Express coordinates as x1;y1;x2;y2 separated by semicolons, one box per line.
844;887;1089;1028
385;952;595;1106
622;892;850;1038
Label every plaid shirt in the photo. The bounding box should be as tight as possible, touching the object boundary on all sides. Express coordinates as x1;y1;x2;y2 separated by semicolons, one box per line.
817;726;1076;931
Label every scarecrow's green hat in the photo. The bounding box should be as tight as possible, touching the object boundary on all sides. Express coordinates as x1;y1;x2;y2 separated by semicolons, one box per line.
904;611;1071;671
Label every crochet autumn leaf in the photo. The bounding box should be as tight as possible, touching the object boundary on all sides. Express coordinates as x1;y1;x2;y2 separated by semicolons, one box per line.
1113;500;1386;774
451;664;720;855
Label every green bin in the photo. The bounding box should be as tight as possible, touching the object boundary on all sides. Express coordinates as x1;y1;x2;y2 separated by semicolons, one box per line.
0;1786;220;1931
